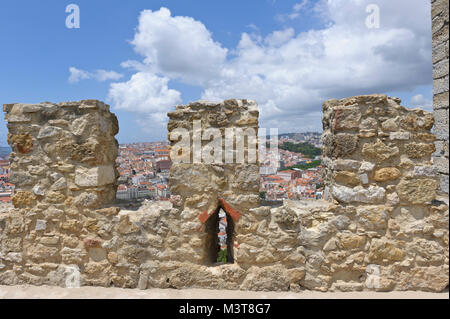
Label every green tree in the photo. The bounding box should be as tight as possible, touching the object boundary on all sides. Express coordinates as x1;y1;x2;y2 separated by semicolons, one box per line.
279;142;322;158
217;249;227;263
281;160;322;171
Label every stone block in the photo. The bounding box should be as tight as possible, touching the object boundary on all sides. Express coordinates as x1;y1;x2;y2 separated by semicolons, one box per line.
75;165;115;187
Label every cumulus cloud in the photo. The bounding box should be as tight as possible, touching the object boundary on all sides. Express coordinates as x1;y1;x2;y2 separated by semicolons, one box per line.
276;0;312;21
68;67;123;83
108;1;432;135
130;7;228;85
410;94;432;111
108;72;181;119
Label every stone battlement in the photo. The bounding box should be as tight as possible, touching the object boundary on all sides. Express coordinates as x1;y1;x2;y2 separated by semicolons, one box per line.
0;95;447;292
0;0;448;292
4;100;119;209
322;94;438;206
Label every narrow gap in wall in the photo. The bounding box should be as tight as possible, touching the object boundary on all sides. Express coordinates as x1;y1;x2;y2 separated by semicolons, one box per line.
204;204;235;265
204;210;219;264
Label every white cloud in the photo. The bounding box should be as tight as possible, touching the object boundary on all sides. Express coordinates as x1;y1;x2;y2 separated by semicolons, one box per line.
293;0;308;12
130;7;227;85
107;72;181;122
410;94;432;111
276;0;311;21
247;24;259;31
68;67;90;83
68;67;123;83
107;1;432;135
264;28;295;46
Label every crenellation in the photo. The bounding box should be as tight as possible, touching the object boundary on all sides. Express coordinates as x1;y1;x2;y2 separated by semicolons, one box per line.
0;0;448;292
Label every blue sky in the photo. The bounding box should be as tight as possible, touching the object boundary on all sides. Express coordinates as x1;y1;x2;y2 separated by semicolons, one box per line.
0;0;434;145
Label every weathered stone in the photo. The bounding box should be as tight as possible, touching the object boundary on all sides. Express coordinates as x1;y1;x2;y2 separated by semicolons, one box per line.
37;126;62;139
333;107;361;130
45;191;66;204
373;167;401;182
359;173;369;185
8;133;33;154
359;118;377;130
287;268;306;283
240;266;290;291
339;233;366;249
51;177;67;191
35;219;47;231
332;134;359;158
397;266;449;292
32;185;46;196
27;244;59;262
381;118;399;131
40;236;60;245
117;215;140;235
11;191;36;208
413;166;438;177
334;171;360;186
396;179;437;204
359;161;375;173
73;192;99;208
389;132;410;140
75;165;115;187
2;252;23;263
61;247;87;265
356;205;388;230
386;192;400;206
88;248;107;262
107;252;119;264
323;238;339;251
333;159;361;171
331;185;386;204
70;116;91;136
362;140;399;162
60;220;82;232
400;112;435;131
434;157;449;174
368;239;405;262
405;143;436;159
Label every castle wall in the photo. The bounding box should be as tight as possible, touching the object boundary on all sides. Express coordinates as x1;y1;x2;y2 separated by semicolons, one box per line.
432;0;449;194
0;101;130;287
0;96;448;292
2;2;450;289
320;94;448;291
167;99;260;266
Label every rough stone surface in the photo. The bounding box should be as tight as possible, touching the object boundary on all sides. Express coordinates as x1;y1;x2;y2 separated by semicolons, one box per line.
0;94;448;293
432;0;449;194
167;99;260;267
373;168;402;182
321;94;448;291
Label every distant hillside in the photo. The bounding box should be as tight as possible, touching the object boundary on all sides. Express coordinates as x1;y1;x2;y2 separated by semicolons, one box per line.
266;132;321;139
0;146;11;159
281;160;322;171
279;142;322;159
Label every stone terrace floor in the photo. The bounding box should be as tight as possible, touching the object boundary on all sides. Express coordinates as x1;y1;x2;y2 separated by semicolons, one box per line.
0;285;448;299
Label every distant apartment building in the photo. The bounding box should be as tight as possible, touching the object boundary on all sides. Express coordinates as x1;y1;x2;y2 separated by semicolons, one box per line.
116;185;152;201
155;159;172;172
277;170;302;181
